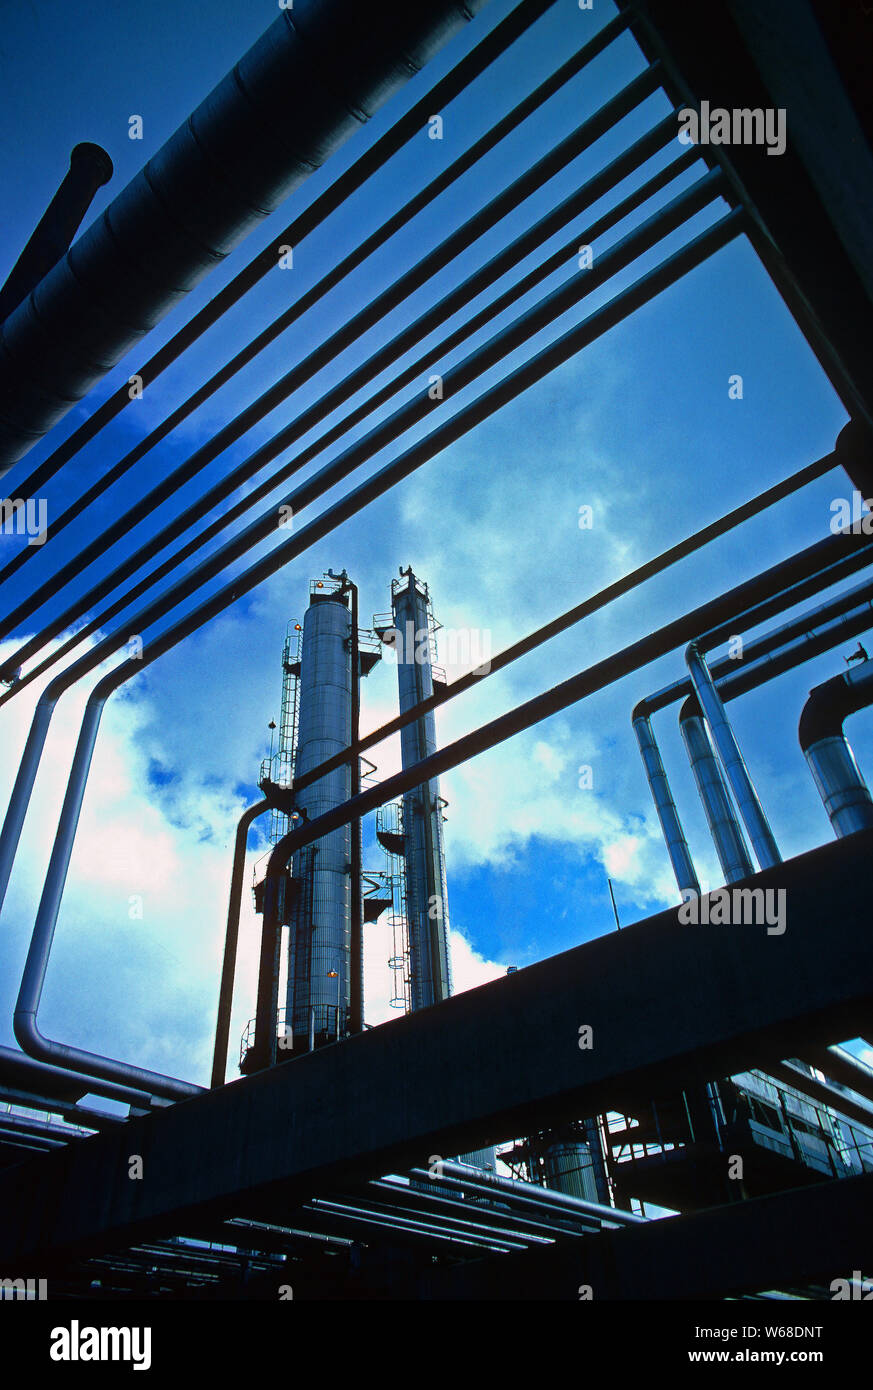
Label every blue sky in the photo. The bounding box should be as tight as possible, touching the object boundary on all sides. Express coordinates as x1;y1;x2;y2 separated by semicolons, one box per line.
0;0;869;1096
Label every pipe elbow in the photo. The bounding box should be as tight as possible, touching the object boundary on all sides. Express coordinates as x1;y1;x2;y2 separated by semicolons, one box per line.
679;693;701;724
631;700;650;724
13;1006;45;1060
685;639;701;664
799;662;873;752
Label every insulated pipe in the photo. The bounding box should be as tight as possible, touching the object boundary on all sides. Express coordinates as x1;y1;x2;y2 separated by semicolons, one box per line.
0;1043;162;1111
641;575;873;717
0;63;671;657
3;524;872;1104
412;1161;646;1225
799;661;873;837
6;0;563;504
635;580;873;886
679;697;756;884
0;143;113;324
686;639;782;868
0;212;750;919
0;0;489;470
0;12;643;603
0;215;745;1099
210;797;270;1089
0;118;694;695
632;709;700;896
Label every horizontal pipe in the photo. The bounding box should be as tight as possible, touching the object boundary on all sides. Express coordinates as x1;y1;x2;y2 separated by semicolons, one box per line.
0;110;690;693
0;63;670;656
412;1161;645;1225
2;0;575;502
637;574;873;718
257;531;873;903
0;214;756;1098
0;0;489;469
0;1043;164;1111
0;213;747;936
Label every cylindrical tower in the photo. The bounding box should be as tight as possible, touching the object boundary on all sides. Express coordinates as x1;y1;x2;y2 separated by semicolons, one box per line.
390;569;452;1010
286;576;353;1048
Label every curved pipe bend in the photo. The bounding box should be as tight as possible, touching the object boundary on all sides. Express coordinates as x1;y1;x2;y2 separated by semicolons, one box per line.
799;660;873;838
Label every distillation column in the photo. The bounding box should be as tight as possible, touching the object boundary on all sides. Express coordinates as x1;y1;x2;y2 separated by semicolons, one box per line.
286;577;354;1050
386;569;493;1173
391;569;453;1010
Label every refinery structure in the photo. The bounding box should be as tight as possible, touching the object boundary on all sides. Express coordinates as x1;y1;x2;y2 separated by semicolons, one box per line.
0;0;872;1303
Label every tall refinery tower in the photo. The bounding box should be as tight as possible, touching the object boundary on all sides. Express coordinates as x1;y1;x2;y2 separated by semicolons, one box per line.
245;570;380;1068
377;568;452;1010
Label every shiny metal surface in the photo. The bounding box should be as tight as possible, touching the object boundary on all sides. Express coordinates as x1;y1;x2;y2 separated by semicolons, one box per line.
680;704;755;884
392;572;452;1010
633;710;700;896
686;639;782;869
286;591;353;1045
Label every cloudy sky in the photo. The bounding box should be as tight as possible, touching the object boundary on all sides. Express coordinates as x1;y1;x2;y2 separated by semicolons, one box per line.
0;0;870;1105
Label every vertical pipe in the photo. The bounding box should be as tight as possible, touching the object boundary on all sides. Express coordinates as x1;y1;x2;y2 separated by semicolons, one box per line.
686;640;781;868
212;797;270;1087
679;697;755;883
349;581;364;1035
632;706;701;897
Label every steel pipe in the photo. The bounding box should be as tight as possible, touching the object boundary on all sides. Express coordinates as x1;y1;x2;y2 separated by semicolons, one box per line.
799;660;873;836
632;709;700;896
0;210;748;937
1;118;693;694
3;0;572;503
0;64;670;659
679;697;755;883
0;143;113;324
411;1161;646;1225
210;798;270;1089
1;215;810;1099
0;8;636;610
686;638;782;868
0;0;489;469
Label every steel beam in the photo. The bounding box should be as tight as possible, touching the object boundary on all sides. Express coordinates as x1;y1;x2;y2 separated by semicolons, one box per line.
418;1169;873;1299
0;831;871;1267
